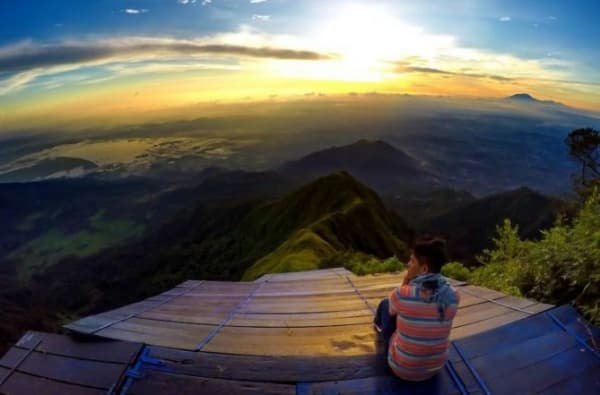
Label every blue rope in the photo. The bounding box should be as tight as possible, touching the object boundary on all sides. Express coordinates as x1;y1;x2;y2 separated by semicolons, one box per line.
546;311;600;360
452;342;492;395
118;347;147;395
445;359;469;395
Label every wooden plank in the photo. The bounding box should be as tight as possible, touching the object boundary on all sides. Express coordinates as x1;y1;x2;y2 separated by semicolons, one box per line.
147;346;388;382
451;310;529;340
240;300;368;314
129;370;296;395
97;327;201;350
0;368;104;395
483;344;599;394
0;348;125;389
105;317;216;337
205;323;374;337
540;364;600;394
95;318;216;350
524;302;554;314
202;324;380;356
202;334;380;356
458;285;505;300
137;311;227;325
453;302;514;328
296;372;460;395
231;310;374;321
64;316;117;334
452;312;560;361
226;315;374;328
14;331;141;364
493;295;538;310
255;289;357;297
177;280;204;288
466;330;576;381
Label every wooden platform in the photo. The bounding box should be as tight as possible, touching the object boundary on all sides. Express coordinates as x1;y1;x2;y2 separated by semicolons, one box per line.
63;268;552;356
2;268;598;394
0;331;142;394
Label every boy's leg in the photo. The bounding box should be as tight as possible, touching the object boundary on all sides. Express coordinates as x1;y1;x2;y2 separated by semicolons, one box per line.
374;298;396;355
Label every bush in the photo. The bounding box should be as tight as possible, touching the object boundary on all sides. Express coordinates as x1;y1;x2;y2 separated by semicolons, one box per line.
441;261;471;281
322;251;404;275
465;189;600;325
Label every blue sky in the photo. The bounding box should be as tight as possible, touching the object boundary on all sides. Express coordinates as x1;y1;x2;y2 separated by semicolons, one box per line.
1;0;599;127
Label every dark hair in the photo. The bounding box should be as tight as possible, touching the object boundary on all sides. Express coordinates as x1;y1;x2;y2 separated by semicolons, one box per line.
411;235;448;274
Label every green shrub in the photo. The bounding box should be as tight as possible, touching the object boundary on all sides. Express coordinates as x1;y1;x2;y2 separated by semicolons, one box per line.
441;261;471;281
465;188;600;325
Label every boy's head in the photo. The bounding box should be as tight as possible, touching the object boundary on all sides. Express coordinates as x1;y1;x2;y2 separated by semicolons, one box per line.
409;235;448;275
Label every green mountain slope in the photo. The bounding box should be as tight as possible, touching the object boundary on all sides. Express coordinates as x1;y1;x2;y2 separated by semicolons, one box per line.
40;171;412;315
241;171;412;279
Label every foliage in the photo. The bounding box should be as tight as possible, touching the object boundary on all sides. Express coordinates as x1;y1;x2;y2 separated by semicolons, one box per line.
455;189;600;325
322;251;405;276
565;127;600;198
11;210;145;283
441;261;471;281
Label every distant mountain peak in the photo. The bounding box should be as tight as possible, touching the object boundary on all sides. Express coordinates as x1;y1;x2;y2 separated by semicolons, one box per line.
507;93;537;101
506;93;561;106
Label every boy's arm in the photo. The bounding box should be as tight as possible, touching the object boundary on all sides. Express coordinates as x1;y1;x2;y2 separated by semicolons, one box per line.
388;285;417;316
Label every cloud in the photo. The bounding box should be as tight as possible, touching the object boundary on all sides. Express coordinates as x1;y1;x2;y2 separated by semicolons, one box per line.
202;0;211;5
0;69;41;95
548;16;558;21
0;38;331;73
250;0;268;3
0;37;333;95
177;0;197;4
252;14;270;21
396;63;513;82
395;61;600;87
122;8;148;14
499;16;511;22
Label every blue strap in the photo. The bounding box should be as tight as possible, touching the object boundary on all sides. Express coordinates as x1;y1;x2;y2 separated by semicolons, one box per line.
546;310;600;360
452;342;492;395
445;360;469;395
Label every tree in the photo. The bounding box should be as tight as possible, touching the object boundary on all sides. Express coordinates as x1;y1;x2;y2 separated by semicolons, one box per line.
565;128;600;196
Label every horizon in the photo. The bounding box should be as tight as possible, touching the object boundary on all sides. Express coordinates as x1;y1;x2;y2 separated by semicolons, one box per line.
1;1;600;129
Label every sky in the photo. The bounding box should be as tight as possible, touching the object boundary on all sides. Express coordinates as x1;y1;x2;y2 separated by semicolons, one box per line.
1;0;599;129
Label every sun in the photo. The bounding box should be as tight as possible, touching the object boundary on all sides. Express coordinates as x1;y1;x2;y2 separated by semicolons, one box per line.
267;4;454;84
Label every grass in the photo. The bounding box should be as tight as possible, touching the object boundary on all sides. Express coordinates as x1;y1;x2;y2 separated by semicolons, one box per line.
12;210;145;283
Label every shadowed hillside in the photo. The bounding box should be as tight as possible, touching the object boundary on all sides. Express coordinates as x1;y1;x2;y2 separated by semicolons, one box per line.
280;139;442;193
38;172;412;319
419;186;564;264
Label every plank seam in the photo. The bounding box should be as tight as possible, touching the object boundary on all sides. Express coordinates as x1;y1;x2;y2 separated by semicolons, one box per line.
0;334;44;387
88;281;205;335
195;280;267;351
0;363;114;391
128;315;372;328
458;287;544;315
343;275;376;315
9;346;135;366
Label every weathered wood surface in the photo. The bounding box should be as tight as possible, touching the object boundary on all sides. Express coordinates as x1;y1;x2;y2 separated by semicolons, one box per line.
64;268;552;354
8;269;600;395
0;330;141;394
128;370;297;395
0;368;105;395
146;346;388;382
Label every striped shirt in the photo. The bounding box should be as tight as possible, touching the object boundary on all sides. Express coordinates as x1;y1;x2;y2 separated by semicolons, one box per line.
387;281;460;381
